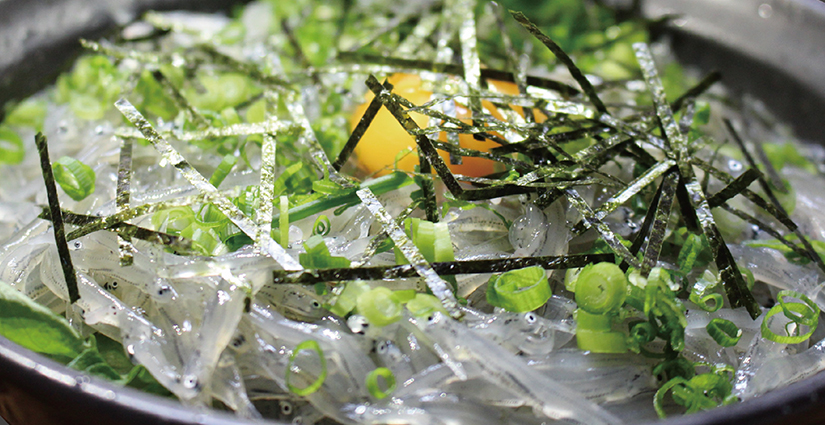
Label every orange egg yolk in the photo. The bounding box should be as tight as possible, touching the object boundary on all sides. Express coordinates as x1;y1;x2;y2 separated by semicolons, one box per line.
350;73;543;177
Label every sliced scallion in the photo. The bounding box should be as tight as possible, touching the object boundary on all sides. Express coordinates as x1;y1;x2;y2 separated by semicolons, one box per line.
52;156;96;201
486;265;551;312
365;367;396;399
706;318;742;347
285;340;327;396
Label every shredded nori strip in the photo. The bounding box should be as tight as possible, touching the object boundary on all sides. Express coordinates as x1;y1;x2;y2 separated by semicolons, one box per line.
718;204;813;261
510;11;608;114
199;44;293;89
37;208;196;254
115;120;300;141
116;136;135;266
640;167;678;275
571;159;675;236
678;162;760;318
115;98;303;271
724;119;825;273
357;188;460;317
336;52;581;96
151;69;208;128
35;133;79;303
334;80;392;171
691;157;796;231
566;188;641;268
273;254;613;284
706;168;762;208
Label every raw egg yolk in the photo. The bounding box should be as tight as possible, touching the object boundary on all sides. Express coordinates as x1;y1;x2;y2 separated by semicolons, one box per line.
350;73;542;177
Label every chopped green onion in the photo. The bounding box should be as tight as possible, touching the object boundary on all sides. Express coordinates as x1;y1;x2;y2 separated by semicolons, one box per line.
208;154;238;187
689;270;723;312
365;367;396;399
706;318;742;347
777;290;819;327
574;262;627;314
576;329;627;353
575;309;627;353
285;340;327;396
0;126;25;164
328;280;370;317
486;266;551;312
677;233;708;276
52;156;96;201
406;293;448;319
312;215;331;236
299;235;351;269
761;290;819;344
575;309;613;332
356;287;402;327
390;289;417;304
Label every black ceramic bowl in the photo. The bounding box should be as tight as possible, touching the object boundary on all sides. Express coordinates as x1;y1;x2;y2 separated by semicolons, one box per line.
1;0;825;424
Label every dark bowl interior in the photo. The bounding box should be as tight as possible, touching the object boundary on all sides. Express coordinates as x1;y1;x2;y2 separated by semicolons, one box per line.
1;0;825;424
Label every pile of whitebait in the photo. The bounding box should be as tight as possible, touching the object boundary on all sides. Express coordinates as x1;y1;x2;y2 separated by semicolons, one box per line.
2;0;825;423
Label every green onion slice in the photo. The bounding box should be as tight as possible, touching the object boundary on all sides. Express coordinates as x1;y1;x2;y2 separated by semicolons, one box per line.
576;329;627;353
486;265;551;312
208;153;237;187
574;262;627;314
286;340;327;396
365;367;396;399
52;156;96;201
313;215;331;236
761;290;819;344
357;287;402;327
0;126;25;164
706;318;742;347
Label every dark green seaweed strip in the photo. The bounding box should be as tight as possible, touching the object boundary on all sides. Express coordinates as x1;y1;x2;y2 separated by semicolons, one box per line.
116;136;135;266
38;207;196;254
430;141;533;168
490;1;534;123
677;162;760;318
670;71;721;113
678;98;696;134
417;148;439;222
634;41;684;156
364;75;465;197
566;188;641;268
706;168;762;208
718;204;813;261
510;11;608;114
571;159;674;236
691;157;796;231
491;126;607;154
629;178;663;259
199;44;293;89
115;137;134;210
334;80;392;171
336;52;581;96
273;254;613;284
357;188;460;316
752;137;788;193
35;133;79;303
724;119;825;273
641;167;679;275
151;70;208;128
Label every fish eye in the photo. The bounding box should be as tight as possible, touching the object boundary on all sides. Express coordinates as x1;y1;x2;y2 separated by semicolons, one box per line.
73;241;82;249
376;341;388;353
280;401;293;415
310;300;321;309
524;312;537;323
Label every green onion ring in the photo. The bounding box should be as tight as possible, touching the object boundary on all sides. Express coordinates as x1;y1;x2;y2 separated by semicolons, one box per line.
286;340;327;396
365;367;396;399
